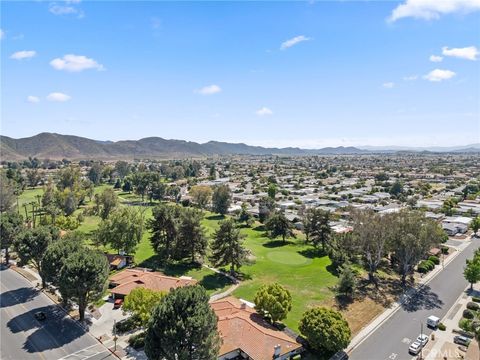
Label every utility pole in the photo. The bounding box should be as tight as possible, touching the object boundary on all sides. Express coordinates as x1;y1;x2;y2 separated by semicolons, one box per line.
419;322;424;360
113;319;117;352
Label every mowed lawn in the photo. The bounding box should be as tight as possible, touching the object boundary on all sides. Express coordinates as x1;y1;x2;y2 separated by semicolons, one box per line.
18;188;340;331
232;226;338;332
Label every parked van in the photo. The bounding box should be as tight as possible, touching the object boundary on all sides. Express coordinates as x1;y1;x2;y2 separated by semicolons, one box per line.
427;315;440;328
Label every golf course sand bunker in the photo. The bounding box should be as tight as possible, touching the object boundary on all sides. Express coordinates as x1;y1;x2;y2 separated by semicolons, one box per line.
266;251;312;266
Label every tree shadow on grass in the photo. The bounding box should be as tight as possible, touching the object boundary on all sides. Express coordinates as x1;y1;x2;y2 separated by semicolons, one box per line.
137;256;202;277
199;273;234;292
297;248;327;259
252;225;266;232
206;214;225;221
335;294;354;311
354;277;405;308
263;239;295;248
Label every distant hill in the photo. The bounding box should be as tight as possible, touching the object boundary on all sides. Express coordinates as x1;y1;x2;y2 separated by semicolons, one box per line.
0;133;369;160
358;144;480;152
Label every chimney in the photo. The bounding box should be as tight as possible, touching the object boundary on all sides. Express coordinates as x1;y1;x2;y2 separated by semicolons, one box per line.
273;344;281;358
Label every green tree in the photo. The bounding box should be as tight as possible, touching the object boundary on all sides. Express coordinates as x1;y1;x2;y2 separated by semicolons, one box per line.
351;209;388;284
56;166;82;191
389;211;443;285
464;257;480;290
0;211;24;264
96;207;144;254
98;188;119;220
43;234;84;286
0;173;17;213
303;208;332;251
176;208;207;262
88;162;104;185
26;168;42;187
471;216;480;236
123;287;165;324
148;205;181;260
267;183;277;199
258;196;275;223
189;185;212;210
336;263;356;298
14;226;60;287
210;219;247;275
389;180;404;197
114;161;130;179
299;307;351;353
145;285;221;360
211;185;231;215
265;212;295;244
254;283;292;323
58;248;109;321
236;203;253;227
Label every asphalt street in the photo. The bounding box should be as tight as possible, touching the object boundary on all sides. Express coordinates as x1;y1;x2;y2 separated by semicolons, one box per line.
349;238;480;360
0;266;116;360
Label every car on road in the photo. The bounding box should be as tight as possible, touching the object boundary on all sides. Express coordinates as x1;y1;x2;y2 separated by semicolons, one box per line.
454;335;471;346
408;341;422;355
34;311;46;321
113;299;123;309
416;334;429;346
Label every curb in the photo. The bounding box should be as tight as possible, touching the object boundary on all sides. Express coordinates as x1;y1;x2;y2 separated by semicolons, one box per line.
346;243;466;354
9;265;121;359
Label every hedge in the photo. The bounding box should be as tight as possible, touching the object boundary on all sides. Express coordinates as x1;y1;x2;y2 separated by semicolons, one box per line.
466;302;480;311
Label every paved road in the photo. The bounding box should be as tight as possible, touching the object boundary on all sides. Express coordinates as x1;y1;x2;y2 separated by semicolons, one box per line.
0;266;116;360
349;238;479;360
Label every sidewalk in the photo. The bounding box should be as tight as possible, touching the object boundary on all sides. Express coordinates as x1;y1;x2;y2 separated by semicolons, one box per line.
347;240;468;353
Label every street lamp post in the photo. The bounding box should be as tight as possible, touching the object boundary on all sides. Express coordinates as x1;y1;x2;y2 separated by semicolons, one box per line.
419;322;424;360
113;319;117;352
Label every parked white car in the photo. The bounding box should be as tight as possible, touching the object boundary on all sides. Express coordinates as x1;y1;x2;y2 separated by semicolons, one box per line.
409;341;422;355
416;334;428;346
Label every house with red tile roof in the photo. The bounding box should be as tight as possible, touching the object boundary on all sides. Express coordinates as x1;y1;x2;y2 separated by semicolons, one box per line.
109;268;197;299
211;297;303;360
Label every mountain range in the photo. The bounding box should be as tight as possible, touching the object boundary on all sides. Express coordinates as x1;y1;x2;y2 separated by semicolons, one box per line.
0;133;478;160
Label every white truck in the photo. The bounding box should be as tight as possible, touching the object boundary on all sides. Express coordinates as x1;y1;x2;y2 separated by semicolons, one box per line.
427;315;440;328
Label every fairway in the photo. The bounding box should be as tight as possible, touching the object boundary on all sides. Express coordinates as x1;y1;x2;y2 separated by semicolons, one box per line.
267;250;312;266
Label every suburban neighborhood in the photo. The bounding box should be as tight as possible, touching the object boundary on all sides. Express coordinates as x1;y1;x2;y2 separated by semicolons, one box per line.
1;0;479;359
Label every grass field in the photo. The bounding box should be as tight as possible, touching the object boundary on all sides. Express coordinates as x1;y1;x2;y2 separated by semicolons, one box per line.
16;187;348;333
232;226;338;332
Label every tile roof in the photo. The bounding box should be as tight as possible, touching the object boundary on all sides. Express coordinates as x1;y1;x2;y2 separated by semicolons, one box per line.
211;297;303;360
109;268;197;296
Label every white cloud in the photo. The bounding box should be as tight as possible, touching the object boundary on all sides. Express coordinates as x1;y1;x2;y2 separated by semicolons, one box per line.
10;50;36;60
403;75;418;81
0;29;4;40
423;69;456;82
430;55;443;62
50;54;104;72
195;84;222;95
49;2;84;18
46;92;71;102
442;46;479;60
27;96;40;103
256;107;273;116
388;0;480;22
383;82;395;89
280;35;312;50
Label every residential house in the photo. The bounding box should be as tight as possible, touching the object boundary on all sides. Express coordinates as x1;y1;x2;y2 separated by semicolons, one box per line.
211;297;303;360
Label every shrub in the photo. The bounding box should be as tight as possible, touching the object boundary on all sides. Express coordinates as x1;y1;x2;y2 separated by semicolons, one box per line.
463;309;475;319
417;264;429;274
438;323;446;331
466;302;480;311
472;297;480;303
459;318;473;332
115;316;139;334
128;332;146;349
441;246;449;255
425;260;435;270
428;256;440;265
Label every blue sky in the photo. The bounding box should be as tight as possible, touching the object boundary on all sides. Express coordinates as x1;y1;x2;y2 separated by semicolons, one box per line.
1;0;479;147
